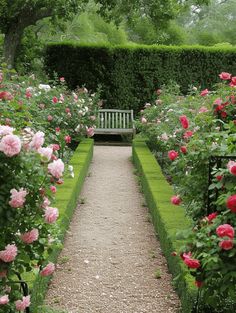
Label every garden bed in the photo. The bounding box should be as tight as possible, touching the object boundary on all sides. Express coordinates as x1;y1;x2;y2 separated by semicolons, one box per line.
132;137;197;313
30;138;94;312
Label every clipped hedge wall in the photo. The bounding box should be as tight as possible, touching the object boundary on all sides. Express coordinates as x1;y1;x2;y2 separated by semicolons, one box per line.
30;139;94;312
132;138;196;313
45;43;236;114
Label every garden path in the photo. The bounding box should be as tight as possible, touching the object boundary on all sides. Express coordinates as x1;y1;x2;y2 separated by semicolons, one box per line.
45;146;180;313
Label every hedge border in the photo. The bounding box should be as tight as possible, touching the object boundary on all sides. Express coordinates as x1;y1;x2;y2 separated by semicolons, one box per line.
132;138;197;313
31;138;94;312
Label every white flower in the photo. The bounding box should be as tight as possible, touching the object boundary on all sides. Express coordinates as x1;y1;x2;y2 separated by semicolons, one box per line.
38;84;51;92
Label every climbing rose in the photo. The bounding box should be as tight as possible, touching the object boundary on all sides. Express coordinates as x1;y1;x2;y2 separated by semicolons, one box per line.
226;195;236;212
219;72;231;80
30;131;45;150
40;262;55;276
219;240;234;250
9;188;27;208
0;125;14;136
171;195;182;205
44;207;59;223
0;134;21;157
0;244;17;262
0;295;9;305
216;224;235;239
168;150;179;161
15;295;30;311
20;229;39;244
38;147;53;162
200;89;209;96
184;257;200;269
86;127;95;137
48;159;64;179
179;115;189;129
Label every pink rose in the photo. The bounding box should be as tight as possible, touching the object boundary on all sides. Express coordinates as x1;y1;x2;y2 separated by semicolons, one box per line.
52;96;58;103
219;72;231;80
86;127;95;137
179;115;189;129
216;224;235;239
38;147;53;162
230;76;236;87
9;188;27;208
42;197;51;208
0;134;21;157
64;135;71;144
200;89;209;96
51;144;60;151
40;262;55;276
47;115;53;122
50;186;57;193
65;107;70;113
0;244;18;262
60;77;65;82
198;106;209;113
15;295;30;311
226;195;236;213
0;295;9;305
183;130;193;139
219;239;234;250
168;150;179;161
141;117;147;124
20;229;39;244
0;91;13;101
44;207;59;223
227;161;236;176
0;125;14;137
30;131;45;150
184;257;200;269
171;195;182;205
48;159;64;179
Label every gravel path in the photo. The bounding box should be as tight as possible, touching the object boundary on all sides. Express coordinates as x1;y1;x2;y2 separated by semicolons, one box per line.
45;146;181;313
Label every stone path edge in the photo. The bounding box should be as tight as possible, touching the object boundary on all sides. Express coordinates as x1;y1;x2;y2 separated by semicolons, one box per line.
31;138;94;312
132;138;197;313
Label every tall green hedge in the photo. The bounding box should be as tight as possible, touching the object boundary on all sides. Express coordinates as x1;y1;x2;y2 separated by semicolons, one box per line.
45;43;236;114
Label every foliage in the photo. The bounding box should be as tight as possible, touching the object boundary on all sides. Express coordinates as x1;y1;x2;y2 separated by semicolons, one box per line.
45;43;236;114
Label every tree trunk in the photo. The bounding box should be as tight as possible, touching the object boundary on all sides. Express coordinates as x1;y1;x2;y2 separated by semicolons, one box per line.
3;24;24;68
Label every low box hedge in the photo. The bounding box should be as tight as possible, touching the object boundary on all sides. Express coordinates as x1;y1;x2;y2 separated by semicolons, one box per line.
30;138;94;312
132;138;197;313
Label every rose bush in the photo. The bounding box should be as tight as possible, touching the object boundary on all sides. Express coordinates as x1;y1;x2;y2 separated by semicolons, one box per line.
137;73;236;311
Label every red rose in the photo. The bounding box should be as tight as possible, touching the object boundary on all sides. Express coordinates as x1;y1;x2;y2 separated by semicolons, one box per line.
179;115;189;129
216;175;223;181
171;195;182;205
219;72;231;80
200;89;209;96
168;150;179;161
52;96;58;103
221;111;227;118
226;195;236;213
207;212;218;222
219;240;234;250
216;224;235;239
180;146;187;154
195;280;203;288
184;257;200;269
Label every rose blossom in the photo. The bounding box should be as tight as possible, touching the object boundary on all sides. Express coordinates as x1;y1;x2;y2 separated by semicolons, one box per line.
184;257;200;269
64;135;71;144
9;188;27;208
230;76;236;87
0;244;17;262
20;229;39;244
226;195;236;213
48;159;64;179
15;295;30;311
30;131;45;150
0;91;13;101
0;134;21;157
0;295;9;305
179;115;189;129
38;147;53;162
51;144;60;151
219;72;231;80
180;146;187;154
0;125;14;137
195;281;203;288
161;133;168;141
42;197;51;208
47;115;53;122
227;160;236;176
40;262;55;276
206;212;218;222
86;127;95;137
141;117;147;124
50;186;57;193
60;77;65;82
198;106;209;113
216;224;235;239
171;195;182;205
52;96;58;103
44;207;59;223
219;239;234;250
168;150;179;161
200;89;209;96
0;270;7;278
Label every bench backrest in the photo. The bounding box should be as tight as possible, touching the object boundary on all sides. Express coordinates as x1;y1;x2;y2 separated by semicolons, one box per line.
97;109;134;129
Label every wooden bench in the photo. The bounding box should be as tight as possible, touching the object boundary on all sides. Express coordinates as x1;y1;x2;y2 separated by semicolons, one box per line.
94;109;135;136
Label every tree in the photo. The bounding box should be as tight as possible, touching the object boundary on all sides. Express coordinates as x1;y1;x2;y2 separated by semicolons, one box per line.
0;0;84;67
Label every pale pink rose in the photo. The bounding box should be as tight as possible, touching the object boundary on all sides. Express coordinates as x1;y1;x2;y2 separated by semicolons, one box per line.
214;98;222;105
200;89;209;96
90;115;96;121
0;295;9;305
42;197;51;208
9;188;27;208
38;147;53;162
0;244;17;262
50;186;57;193
0;125;14;137
65;107;70;113
86;127;95;137
47;115;53;122
0;72;3;83
40;262;55;276
198;106;209;113
0;134;21;157
155;99;162;105
30;131;45;150
60;77;65;82
144;102;151;108
161;133;169;141
20;229;39;244
48;159;64;179
59;94;64;102
15;295;30;311
39;103;45;109
141;117;147;124
44;207;59;223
